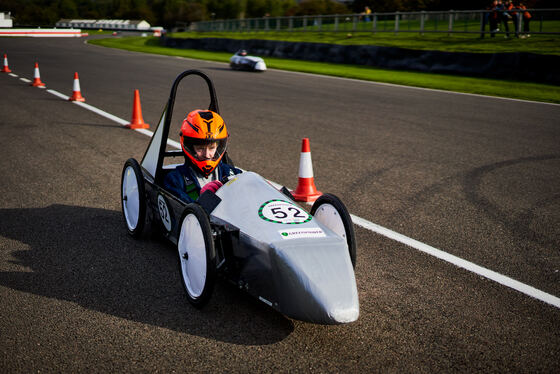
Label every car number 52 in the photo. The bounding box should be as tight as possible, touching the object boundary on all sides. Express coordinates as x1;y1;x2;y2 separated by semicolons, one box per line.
158;194;172;231
259;200;312;224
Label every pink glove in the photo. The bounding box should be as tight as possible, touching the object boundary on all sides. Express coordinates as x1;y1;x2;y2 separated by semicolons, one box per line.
200;180;223;195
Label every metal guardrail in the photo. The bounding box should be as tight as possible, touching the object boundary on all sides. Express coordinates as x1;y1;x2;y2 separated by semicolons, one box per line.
191;9;560;36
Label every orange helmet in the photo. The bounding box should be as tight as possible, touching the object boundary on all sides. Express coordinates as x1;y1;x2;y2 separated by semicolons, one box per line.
180;110;228;177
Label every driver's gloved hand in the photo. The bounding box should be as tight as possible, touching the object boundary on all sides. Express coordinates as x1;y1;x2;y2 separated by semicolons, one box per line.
200;180;223;195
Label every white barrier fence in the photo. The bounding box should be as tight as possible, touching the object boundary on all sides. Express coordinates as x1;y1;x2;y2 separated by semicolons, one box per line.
0;29;84;37
191;9;560;36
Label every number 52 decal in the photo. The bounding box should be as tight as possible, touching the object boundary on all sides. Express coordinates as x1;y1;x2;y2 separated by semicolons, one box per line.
258;199;312;224
158;194;172;231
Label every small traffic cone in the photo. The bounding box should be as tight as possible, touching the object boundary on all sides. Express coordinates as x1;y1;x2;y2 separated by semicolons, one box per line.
68;72;85;102
1;54;11;73
292;138;322;202
126;89;149;129
30;62;45;87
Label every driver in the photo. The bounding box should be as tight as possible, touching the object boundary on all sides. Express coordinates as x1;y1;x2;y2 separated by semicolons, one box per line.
164;109;241;202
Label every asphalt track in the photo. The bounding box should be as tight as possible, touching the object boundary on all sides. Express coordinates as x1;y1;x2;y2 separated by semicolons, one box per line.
1;37;559;372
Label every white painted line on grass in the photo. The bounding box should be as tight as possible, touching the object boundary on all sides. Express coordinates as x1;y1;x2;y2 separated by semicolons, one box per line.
14;70;560;310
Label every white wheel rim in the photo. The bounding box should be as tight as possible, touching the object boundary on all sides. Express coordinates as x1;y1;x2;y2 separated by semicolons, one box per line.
178;214;207;298
314;203;347;240
122;166;140;231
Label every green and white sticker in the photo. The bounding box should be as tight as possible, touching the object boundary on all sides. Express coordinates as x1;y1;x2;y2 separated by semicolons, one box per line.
258;199;312;224
279;228;325;240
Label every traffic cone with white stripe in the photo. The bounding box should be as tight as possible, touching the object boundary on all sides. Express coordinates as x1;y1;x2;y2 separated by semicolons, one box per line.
292;138;322;202
126;89;149;129
30;62;45;87
1;54;11;73
68;72;85;102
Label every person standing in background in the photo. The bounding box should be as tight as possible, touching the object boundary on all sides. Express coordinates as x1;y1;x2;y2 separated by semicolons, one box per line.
364;6;372;22
497;0;511;38
519;3;531;38
490;0;500;37
507;0;519;37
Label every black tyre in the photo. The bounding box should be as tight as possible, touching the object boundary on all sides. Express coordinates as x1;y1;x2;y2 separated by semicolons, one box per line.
177;203;217;308
121;158;148;238
310;193;357;268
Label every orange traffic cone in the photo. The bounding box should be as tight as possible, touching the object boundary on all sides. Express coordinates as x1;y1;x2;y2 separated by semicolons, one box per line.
292;138;322;202
1;54;11;73
68;72;85;102
30;62;45;87
126;89;149;129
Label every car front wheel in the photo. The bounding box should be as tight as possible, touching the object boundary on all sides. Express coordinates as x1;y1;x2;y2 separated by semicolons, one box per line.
310;193;357;268
177;203;216;308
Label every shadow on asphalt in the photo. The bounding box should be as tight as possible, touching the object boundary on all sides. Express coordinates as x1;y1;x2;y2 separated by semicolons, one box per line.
0;204;294;344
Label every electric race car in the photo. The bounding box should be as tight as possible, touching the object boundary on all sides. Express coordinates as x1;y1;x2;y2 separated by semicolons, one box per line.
120;70;358;324
229;50;267;72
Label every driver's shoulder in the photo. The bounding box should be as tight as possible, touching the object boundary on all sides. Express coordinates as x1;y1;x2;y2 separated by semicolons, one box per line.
219;162;242;176
164;164;194;185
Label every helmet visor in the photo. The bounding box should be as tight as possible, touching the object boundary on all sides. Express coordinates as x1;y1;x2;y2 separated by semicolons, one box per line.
182;137;227;162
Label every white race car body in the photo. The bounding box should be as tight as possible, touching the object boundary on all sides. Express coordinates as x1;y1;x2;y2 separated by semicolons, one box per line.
211;172;359;324
121;70;358;325
229;53;267;72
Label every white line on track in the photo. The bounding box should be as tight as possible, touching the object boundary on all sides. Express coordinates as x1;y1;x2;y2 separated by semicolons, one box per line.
272;69;560;107
351;215;560;309
46;89;69;100
19;77;31;83
74;101;129;126
171;55;560;107
11;74;560;309
46;88;181;147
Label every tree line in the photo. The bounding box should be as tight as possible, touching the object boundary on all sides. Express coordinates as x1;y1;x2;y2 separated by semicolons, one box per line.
2;0;554;28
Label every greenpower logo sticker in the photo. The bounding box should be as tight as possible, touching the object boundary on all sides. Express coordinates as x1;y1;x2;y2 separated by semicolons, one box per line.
258;199;312;224
279;228;326;240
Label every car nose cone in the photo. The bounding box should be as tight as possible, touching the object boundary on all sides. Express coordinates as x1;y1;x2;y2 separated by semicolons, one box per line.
271;237;359;324
254;61;266;71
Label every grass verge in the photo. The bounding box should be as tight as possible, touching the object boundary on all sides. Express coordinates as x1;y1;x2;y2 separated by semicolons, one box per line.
170;31;560;55
89;36;560;104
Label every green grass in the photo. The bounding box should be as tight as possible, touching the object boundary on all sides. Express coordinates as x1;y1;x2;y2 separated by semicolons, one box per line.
88;36;560;104
170;31;560;55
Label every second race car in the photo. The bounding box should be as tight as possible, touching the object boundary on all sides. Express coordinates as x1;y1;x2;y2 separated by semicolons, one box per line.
229;50;267;72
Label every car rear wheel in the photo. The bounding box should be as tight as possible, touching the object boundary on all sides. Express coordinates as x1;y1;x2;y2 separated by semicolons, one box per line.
121;158;148;238
178;203;216;308
310;193;357;268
